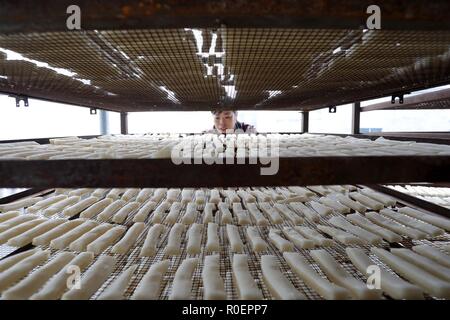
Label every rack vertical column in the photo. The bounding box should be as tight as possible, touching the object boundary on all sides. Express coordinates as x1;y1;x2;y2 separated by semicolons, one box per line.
120;112;128;135
302;111;309;133
351;102;361;134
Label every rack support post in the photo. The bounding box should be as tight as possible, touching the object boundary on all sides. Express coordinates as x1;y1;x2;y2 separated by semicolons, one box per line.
301;111;309;133
351;102;361;134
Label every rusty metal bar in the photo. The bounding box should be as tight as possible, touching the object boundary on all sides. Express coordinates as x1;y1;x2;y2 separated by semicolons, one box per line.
0;156;448;188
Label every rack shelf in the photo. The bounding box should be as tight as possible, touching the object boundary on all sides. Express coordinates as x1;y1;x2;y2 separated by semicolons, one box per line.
1;1;450;113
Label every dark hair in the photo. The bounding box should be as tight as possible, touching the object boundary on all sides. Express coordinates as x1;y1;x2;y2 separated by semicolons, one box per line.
211;110;237;115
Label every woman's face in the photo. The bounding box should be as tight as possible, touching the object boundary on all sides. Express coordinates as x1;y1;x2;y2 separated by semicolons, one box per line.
213;111;237;133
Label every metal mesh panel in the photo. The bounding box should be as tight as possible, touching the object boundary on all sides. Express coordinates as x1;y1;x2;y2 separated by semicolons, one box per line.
1;28;449;111
1;186;450;300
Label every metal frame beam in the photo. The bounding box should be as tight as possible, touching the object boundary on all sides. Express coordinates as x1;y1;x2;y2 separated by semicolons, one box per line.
0;188;48;204
0;156;448;188
361;88;450;112
2;83;450;114
1;0;450;34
